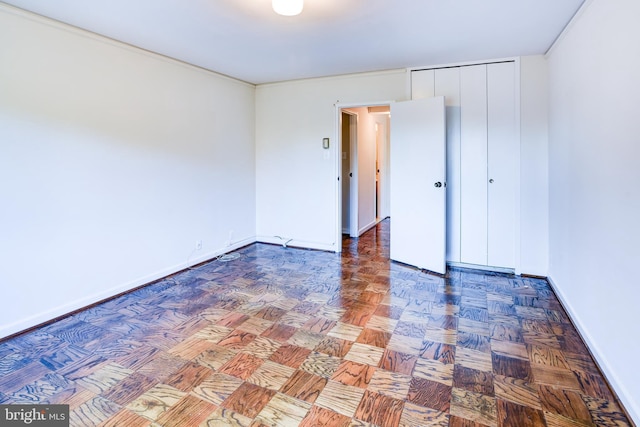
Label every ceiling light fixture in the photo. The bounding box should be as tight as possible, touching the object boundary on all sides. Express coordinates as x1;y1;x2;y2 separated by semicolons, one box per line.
272;0;304;16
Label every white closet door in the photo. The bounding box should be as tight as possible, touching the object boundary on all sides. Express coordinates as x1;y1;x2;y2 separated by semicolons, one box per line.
411;70;435;99
434;67;462;263
487;62;517;268
460;65;488;266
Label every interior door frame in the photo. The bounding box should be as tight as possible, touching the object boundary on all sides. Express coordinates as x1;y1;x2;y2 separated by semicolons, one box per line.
334;101;393;253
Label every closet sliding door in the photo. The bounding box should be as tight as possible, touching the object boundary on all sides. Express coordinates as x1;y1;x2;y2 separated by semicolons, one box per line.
460;65;489;266
487;62;516;268
459;62;517;269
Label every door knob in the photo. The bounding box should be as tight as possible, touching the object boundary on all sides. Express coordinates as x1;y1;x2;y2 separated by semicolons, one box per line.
434;182;442;188
489;179;494;184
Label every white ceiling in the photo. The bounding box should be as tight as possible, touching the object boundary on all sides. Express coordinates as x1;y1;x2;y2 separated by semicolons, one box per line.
3;0;584;84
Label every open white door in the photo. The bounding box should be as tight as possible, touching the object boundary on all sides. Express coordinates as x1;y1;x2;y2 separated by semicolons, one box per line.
390;97;446;274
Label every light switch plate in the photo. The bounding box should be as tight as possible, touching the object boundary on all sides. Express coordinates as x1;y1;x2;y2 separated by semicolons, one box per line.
322;138;330;149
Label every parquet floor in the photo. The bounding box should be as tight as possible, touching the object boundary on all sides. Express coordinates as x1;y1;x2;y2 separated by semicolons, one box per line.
0;220;632;426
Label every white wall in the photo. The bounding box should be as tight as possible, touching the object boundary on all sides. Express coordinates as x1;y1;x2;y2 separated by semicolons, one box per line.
255;71;407;250
0;5;256;338
520;56;549;276
547;0;640;420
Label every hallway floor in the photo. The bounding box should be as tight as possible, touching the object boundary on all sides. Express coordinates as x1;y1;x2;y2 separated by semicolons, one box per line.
0;220;631;426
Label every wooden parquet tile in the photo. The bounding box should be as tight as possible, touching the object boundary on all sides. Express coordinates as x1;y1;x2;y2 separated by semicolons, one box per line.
368;369;413;400
155;394;217;427
126;384;186;421
254;392;312;426
0;220;632;426
192;373;243;406
99;408;152;427
378;349;418;375
354;389;405;426
70;395;120;426
298;405;351;427
280;369;327;403
407;377;451;412
331;360;375;388
450;387;498;426
497;400;545;427
220;382;276;418
315;380;366;418
453;365;494;395
401;402;450;426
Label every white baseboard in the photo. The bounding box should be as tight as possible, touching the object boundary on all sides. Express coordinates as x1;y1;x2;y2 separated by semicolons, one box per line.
185;236;255;267
547;276;639;424
358;220;378;236
0;237;257;340
0;266;184;339
255;236;336;252
446;261;515;275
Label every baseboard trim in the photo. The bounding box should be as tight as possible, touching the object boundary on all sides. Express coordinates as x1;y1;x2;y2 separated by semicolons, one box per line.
358;220;378;237
446;261;515;275
547;275;638;425
521;273;547;280
255;236;336;252
0;237;257;342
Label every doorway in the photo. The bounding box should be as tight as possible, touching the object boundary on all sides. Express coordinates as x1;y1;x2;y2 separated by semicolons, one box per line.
341;111;358;237
338;104;390;240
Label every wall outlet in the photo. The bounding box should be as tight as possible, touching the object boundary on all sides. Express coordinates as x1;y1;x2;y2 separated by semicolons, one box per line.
196;240;202;250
